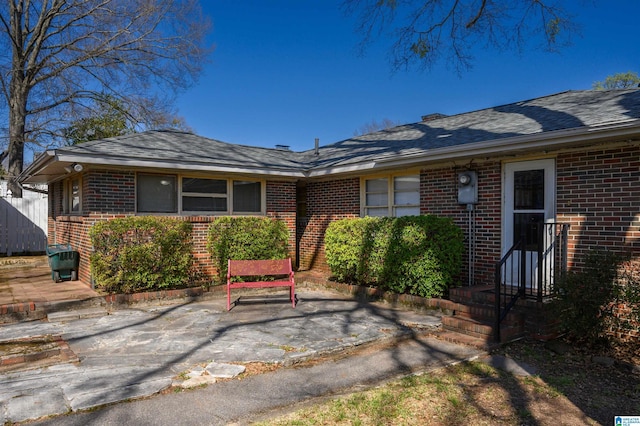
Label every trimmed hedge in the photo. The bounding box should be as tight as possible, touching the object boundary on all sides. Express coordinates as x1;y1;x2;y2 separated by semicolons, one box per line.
89;217;195;293
325;215;464;298
207;216;289;284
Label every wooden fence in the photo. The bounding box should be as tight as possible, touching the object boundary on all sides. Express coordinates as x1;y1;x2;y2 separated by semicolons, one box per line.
0;195;48;256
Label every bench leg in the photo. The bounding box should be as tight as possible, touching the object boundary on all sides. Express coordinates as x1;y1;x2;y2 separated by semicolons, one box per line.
290;285;296;308
227;286;231;311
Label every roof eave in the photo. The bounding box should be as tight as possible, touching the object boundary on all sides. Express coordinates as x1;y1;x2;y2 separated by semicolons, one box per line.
20;153;307;183
308;120;640;175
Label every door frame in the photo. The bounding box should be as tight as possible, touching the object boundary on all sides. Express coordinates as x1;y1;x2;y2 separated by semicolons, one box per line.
502;159;556;287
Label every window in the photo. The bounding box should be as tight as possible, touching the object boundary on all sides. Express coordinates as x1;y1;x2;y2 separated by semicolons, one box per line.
232;180;261;213
137;174;177;213
64;177;82;213
363;174;420;217
182;178;227;212
136;174;263;214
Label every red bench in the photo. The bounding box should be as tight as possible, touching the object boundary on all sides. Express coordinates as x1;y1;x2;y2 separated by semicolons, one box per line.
226;258;296;311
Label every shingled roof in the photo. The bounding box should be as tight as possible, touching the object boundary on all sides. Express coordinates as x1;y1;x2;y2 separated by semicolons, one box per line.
301;89;640;174
20;89;640;183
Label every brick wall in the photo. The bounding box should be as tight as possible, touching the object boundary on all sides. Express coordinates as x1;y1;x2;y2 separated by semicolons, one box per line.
297;177;360;272
84;170;135;213
557;144;640;271
48;170;298;286
420;161;502;286
266;180;297;261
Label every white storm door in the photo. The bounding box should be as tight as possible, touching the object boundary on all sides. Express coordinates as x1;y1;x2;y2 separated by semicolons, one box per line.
503;159;556;288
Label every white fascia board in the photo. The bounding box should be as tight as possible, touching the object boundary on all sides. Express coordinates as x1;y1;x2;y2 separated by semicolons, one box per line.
19;150;56;180
305;161;379;177
54;154;307;178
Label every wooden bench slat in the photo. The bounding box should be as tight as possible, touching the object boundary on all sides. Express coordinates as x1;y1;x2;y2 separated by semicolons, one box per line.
227;259;295;311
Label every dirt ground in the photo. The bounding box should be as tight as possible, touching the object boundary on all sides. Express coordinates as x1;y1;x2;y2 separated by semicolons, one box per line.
490;337;640;425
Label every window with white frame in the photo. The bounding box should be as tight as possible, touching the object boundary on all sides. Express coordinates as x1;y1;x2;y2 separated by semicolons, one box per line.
363;174;420;217
64;177;82;214
136;174;263;214
182;178;227;212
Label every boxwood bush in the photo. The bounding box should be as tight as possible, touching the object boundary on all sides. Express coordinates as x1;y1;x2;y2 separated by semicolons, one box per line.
90;217;195;293
207;216;289;284
325;215;464;298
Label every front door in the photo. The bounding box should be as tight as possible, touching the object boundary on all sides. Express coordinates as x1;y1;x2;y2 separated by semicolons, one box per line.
503;159;556;288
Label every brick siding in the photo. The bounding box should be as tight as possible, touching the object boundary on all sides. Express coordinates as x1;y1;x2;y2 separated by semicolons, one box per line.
48;142;640;294
48;171;298;286
297;177;360;272
421;161;502;286
557;144;640;271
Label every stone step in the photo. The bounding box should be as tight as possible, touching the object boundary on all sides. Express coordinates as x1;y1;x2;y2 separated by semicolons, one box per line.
0;303;47;324
47;306;109;322
0;335;79;373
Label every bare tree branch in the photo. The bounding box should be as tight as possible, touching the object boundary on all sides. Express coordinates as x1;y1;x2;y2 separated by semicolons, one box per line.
343;0;577;73
0;0;212;196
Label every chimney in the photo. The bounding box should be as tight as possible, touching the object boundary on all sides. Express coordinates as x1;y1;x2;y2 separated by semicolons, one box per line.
421;113;447;122
314;138;319;156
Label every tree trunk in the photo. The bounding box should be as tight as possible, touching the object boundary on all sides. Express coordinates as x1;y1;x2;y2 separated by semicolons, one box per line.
7;90;27;198
6;0;26;198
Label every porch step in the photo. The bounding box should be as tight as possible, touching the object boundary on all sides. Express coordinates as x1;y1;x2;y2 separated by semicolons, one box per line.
442;315;493;339
442;286;527;345
441;315;526;344
436;330;497;351
449;285;495;305
450;302;525;327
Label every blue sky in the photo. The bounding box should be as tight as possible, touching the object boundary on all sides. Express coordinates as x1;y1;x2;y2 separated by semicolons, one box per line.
175;1;639;153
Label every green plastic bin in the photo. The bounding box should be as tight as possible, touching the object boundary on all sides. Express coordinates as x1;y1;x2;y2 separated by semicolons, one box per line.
46;244;79;282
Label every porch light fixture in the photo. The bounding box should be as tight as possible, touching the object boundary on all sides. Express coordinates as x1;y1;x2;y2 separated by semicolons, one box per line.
64;163;83;173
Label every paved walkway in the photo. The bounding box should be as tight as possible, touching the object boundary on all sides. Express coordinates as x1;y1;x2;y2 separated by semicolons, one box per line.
0;258;483;425
0;257;98;306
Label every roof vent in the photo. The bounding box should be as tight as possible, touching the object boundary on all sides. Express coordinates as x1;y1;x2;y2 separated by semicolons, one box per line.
421;113;447;122
275;144;290;151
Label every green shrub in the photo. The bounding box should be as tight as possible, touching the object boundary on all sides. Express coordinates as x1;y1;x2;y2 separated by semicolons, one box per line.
325;216;464;298
207;216;289;283
323;217;374;283
89;217;195;293
553;251;640;347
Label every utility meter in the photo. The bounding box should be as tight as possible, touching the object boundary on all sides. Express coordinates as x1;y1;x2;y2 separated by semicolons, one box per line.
457;171;478;204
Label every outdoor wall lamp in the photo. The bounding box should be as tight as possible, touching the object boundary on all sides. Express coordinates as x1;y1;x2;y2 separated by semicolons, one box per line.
64;163;83;173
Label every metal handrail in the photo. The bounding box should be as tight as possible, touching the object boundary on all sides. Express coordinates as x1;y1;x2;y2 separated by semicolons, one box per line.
494;222;569;342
